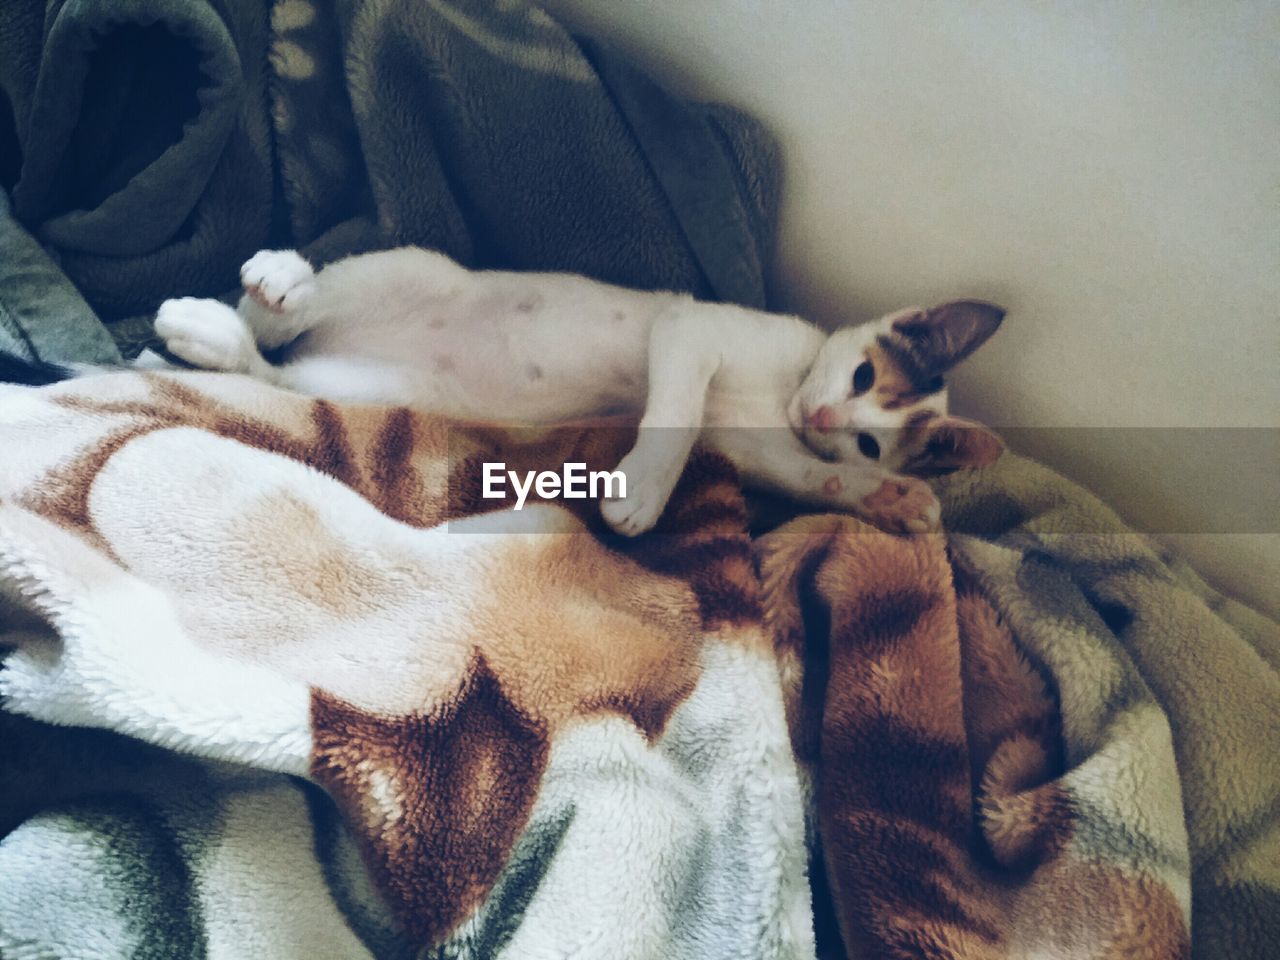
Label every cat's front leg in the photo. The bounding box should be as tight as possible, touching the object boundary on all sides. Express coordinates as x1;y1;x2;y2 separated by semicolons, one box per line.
604;425;701;536
849;473;941;534
602;305;721;536
711;429;941;533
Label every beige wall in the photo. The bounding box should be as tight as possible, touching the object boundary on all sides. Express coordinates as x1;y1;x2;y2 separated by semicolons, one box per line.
545;0;1279;617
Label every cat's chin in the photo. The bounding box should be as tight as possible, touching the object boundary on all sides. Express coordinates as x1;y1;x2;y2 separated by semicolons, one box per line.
785;393;807;437
794;421;844;463
802;434;842;463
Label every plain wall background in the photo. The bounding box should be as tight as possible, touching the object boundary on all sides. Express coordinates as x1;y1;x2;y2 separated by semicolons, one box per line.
544;0;1279;617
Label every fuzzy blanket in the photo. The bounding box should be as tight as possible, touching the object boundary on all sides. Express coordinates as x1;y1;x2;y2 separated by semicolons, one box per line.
1;371;1276;959
0;371;811;959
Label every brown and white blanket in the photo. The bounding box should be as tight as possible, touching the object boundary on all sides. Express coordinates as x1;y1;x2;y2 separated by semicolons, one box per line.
0;370;1276;959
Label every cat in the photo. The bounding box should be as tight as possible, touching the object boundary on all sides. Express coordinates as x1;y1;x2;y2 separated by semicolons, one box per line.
153;247;1005;536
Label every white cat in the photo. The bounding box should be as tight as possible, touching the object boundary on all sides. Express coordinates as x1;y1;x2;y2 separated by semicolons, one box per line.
154;247;1004;535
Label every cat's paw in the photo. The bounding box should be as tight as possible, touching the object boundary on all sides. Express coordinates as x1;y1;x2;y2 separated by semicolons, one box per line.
240;249;315;314
859;476;941;534
600;483;669;537
155;298;262;374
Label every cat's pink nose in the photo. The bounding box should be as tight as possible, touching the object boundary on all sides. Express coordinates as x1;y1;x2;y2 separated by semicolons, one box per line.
806;405;838;431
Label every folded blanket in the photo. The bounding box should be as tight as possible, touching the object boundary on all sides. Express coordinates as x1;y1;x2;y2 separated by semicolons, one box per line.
1;372;1276;959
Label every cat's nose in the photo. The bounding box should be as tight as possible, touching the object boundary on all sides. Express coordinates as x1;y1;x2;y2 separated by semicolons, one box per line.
806;406;838;431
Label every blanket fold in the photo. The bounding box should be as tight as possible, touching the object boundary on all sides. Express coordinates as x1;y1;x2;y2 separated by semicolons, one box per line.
0;193;119;364
759;514;1192;958
938;460;1280;958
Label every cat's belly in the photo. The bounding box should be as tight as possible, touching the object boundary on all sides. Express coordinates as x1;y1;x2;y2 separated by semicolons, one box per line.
291;285;657;423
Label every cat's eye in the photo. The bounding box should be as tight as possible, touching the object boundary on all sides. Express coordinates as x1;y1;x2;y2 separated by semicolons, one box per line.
851;360;875;396
856;432;881;460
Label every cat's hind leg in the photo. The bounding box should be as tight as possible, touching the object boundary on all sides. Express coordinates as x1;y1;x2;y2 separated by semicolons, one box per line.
240;249;315;316
154;298;278;380
237;249;318;349
154;249;317;378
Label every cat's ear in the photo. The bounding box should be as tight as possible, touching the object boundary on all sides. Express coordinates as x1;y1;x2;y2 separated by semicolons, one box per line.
890;301;1004;378
906;416;1003;476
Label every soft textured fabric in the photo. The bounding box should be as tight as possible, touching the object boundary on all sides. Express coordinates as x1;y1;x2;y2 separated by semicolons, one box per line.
0;194;119;363
0;371;812;960
0;0;778;345
755;458;1279;960
0;371;1275;959
936;455;1280;959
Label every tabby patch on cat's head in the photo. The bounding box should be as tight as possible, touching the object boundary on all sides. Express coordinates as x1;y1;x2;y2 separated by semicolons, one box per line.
788;300;1004;474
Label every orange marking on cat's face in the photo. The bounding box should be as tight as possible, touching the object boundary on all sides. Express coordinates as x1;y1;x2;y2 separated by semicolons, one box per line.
867;343;939;410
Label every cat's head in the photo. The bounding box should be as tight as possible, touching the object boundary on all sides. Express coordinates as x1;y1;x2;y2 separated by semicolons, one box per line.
787;300;1005;475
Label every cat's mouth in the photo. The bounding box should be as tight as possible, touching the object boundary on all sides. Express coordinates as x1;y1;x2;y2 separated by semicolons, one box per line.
787;396;837;459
